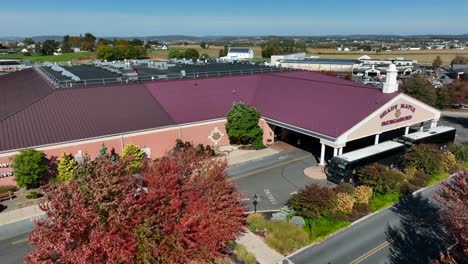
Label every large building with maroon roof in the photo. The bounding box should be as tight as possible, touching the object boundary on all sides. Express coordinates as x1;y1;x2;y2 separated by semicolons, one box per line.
0;65;441;185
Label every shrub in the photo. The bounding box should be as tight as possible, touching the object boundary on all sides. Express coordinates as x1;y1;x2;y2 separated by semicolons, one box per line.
234;244;256;264
334;182;355;195
289;216;306;227
205;145;216;156
122;144;145;172
357;163;404;194
26;190;38;199
12;149;48;189
441;151;460;172
247;213;266;231
399;181;418;196
353;186;373;204
403;166;418;181
271;206;294;222
0;185;18;194
348;203;371;221
57;152;77;182
448;144;468;162
334;192;355;215
408;171;430;188
265;221;309;255
402;144;444;175
195;144;205;155
288;184;336;218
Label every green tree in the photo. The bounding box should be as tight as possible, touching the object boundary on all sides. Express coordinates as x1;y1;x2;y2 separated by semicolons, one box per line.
98;143;109;159
200;41;207;49
432;56;443;70
450;55;468;65
261;39;307;58
57;152;77;182
96;45;114;60
184;48;200;60
40;40;59;55
61;35;73;53
122;144;145;173
435;86;452;109
128;39;144;46
400;74;437;106
168;49;184;59
225;103;263;146
23;38;35;46
11;149;48;189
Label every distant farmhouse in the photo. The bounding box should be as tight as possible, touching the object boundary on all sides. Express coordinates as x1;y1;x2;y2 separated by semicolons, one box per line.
220;47;254;62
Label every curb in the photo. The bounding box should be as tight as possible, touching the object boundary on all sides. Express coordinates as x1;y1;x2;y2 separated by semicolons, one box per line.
275;171;460;263
0;204;45;226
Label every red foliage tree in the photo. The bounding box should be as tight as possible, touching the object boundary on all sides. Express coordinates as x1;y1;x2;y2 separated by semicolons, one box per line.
433;170;468;262
447;81;468;105
26;150;245;264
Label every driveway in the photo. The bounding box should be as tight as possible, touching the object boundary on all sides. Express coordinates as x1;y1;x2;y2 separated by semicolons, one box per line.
227;148;330;212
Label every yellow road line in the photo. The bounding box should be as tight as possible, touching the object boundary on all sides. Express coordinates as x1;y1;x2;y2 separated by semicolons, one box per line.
350;241;390;264
229;154;311;181
11;237;29;245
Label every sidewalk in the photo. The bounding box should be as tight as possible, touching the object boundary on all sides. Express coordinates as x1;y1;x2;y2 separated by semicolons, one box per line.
223;142;295;166
0;204;45;226
236;229;284;264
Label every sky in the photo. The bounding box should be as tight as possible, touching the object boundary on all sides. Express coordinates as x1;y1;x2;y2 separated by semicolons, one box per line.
1;0;467;37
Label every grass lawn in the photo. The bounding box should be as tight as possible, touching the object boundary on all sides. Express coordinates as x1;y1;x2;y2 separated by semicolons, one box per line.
426;171;450;187
305;217;351;243
0;52;94;62
369;192;401;212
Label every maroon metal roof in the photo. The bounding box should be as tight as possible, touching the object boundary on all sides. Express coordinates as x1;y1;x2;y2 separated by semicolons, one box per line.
145;75;260;124
0;69;53;121
0;82;175;151
0;70;399;152
145;71;398;138
253;72;398;137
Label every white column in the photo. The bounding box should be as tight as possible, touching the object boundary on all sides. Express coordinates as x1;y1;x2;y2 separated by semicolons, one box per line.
405;126;410;135
430;120;438;128
338;148;343;155
420;126;424;132
333;148;338;157
375;134;380;145
320;143;326;166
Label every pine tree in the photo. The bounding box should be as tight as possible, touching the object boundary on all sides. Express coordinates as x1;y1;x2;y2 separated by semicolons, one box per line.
98;143;108;159
57;153;77;182
122;144;145;172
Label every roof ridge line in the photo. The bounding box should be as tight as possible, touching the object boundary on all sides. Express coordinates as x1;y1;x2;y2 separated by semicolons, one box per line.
0;90;56;123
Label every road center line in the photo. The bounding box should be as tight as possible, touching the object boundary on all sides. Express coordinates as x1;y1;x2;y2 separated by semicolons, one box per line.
350;241;390;264
229;154;311;181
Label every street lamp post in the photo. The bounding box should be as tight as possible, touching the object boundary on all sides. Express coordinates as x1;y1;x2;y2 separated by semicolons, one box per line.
253;194;258;213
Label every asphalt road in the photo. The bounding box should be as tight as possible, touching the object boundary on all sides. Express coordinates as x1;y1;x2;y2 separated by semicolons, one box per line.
0;216;42;264
227;148;331;212
439;111;468;143
279;182;447;264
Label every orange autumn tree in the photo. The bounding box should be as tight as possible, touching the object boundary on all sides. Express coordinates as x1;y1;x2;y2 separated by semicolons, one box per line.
26;149;245;264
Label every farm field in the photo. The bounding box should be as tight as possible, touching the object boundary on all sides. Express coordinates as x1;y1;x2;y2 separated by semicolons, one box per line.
0;52;94;63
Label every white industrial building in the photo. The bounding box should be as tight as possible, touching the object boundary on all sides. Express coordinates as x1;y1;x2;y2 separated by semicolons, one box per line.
270;52;307;66
276;54;418;77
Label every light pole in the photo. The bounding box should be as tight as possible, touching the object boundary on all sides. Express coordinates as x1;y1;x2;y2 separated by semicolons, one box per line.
253;194;258;213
